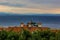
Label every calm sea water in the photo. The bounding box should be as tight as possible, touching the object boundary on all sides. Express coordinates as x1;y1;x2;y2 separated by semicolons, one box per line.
0;15;60;28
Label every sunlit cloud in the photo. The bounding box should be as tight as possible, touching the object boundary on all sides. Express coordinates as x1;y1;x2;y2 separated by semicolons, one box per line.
0;0;60;9
0;5;60;14
0;0;60;14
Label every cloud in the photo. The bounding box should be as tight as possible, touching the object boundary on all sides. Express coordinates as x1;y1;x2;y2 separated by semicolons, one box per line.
0;5;60;14
0;0;60;14
0;0;60;9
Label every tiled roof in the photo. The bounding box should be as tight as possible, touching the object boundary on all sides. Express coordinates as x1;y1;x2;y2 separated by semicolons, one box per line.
0;28;3;31
0;26;59;33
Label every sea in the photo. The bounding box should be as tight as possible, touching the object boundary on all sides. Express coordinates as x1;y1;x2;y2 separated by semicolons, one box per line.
0;13;60;29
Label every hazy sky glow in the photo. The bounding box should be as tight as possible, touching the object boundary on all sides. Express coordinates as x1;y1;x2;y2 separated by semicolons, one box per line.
0;0;60;14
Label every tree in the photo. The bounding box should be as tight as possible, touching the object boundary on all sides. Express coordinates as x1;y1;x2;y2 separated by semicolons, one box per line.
7;31;19;40
56;31;60;40
0;30;8;40
19;29;31;40
31;30;42;40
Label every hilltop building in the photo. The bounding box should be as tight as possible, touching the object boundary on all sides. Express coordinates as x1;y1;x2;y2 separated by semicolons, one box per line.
20;21;42;27
27;21;36;27
37;22;42;27
20;22;25;27
0;21;51;32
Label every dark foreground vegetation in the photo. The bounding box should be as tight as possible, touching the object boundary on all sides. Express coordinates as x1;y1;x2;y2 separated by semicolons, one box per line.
0;29;60;40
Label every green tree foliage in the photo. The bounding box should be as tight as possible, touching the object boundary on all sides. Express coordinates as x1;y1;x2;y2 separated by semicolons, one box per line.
0;30;8;40
31;30;42;40
0;29;59;40
56;31;60;40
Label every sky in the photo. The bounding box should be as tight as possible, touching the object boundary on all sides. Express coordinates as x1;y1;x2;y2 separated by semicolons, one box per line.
0;0;60;14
